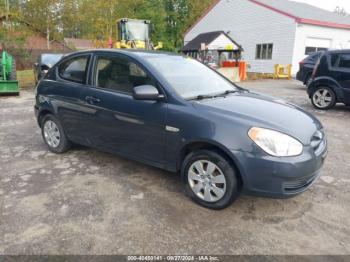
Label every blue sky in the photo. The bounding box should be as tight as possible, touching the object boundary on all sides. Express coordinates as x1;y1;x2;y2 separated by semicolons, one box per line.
292;0;350;12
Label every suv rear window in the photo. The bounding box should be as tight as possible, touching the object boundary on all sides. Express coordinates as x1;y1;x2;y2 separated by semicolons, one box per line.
307;52;321;63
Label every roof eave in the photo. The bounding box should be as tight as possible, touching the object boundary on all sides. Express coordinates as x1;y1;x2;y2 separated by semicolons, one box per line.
297;18;350;30
184;0;350;38
249;0;350;30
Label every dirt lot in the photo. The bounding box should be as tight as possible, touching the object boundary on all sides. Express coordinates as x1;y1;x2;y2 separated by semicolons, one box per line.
0;79;349;255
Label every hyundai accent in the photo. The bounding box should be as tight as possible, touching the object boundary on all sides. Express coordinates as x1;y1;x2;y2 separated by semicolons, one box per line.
34;50;327;209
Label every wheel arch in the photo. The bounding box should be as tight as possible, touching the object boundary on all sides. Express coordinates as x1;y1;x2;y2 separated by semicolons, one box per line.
309;77;342;99
178;140;244;189
37;109;54;127
303;71;312;85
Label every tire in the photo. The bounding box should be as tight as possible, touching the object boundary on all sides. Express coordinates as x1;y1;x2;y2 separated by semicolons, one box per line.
9;60;17;80
311;86;336;110
182;150;240;210
41;114;71;153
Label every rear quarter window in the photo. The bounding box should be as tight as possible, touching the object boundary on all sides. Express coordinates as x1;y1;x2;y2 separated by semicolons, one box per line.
338;54;350;68
330;53;350;69
331;54;340;67
58;56;89;84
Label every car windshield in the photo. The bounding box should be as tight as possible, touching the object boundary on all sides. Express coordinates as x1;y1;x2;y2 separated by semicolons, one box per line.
144;55;238;99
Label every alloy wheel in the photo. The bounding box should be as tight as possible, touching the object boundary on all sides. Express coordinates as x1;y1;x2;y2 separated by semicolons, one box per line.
188;160;227;203
43;120;61;148
312;88;333;109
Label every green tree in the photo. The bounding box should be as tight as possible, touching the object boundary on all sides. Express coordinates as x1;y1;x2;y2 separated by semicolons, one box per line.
2;0;216;51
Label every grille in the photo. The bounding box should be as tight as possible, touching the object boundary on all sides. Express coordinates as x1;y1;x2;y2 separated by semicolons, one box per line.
283;174;318;192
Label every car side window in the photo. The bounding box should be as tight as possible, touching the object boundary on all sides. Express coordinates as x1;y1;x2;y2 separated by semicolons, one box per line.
95;55;155;94
331;54;340;67
338;54;350;69
58;56;89;84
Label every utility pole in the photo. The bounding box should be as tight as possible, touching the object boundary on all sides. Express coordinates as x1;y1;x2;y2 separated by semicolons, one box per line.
5;0;10;22
4;0;10;29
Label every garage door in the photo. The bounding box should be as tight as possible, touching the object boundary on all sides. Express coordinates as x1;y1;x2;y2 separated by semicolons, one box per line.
304;37;331;55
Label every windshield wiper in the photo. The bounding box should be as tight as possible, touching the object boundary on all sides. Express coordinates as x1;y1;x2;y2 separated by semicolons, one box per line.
187;94;215;101
215;90;239;97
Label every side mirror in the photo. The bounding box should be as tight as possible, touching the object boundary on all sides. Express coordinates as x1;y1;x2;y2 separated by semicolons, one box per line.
133;85;164;101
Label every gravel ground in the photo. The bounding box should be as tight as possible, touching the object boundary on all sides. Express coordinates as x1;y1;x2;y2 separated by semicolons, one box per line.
0;79;349;255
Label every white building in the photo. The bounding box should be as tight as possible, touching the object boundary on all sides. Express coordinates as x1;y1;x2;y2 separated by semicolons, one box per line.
184;0;350;75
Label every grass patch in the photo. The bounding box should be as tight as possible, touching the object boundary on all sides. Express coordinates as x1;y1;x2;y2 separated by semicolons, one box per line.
17;70;35;89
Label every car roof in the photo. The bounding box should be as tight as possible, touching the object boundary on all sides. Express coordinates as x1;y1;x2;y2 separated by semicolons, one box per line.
324;49;350;55
62;49;181;59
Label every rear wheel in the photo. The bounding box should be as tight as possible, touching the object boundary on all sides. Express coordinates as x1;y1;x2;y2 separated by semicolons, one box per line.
41;114;71;153
311;86;336;110
182;150;240;209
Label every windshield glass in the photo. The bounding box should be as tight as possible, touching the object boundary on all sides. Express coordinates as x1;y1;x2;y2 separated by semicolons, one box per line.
144;56;238;99
125;21;149;41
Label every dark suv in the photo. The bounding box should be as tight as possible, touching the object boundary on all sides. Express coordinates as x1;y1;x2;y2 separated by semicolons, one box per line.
35;49;327;209
307;50;350;110
296;51;323;87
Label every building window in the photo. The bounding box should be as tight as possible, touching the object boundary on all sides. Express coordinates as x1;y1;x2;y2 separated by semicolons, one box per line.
256;43;273;60
305;46;328;55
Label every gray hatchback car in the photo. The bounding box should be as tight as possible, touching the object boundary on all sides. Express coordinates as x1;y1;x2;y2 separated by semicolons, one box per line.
35;50;327;209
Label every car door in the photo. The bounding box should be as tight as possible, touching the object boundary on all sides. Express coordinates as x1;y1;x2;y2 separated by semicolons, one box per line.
334;53;350;104
79;53;167;166
51;54;92;144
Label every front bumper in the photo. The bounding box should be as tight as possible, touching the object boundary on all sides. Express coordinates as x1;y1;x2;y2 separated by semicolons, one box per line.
230;141;327;198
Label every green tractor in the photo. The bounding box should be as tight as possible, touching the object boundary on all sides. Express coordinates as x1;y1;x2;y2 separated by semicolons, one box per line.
0;45;19;95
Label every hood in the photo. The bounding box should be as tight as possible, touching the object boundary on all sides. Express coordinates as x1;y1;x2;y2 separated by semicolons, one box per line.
193;91;322;145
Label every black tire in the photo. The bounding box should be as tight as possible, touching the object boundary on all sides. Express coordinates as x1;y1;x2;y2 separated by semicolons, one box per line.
182;150;240;210
311;86;337;110
41;114;71;153
9;60;17;80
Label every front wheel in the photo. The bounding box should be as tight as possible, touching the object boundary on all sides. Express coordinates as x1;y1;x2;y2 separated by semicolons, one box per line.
41;114;71;153
182;150;240;210
311;86;336;110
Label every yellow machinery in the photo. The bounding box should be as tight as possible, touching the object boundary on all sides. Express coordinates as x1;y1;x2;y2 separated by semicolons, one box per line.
274;64;292;79
115;18;163;50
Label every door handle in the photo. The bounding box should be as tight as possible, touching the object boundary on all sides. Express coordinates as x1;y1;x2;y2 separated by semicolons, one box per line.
85;96;101;104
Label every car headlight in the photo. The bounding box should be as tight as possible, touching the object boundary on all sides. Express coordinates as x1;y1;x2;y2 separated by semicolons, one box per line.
248;127;303;157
